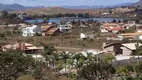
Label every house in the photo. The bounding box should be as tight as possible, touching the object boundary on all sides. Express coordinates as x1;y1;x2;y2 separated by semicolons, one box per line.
121;43;142;56
18;14;29;20
41;25;52;32
103;43;122;56
80;33;94;40
59;24;71;33
41;25;59;36
19;23;28;28
118;32;142;40
101;23;123;33
22;25;41;37
136;24;142;32
118;23;129;29
127;21;136;27
45;28;59;35
100;28;108;33
1;42;44;54
103;42;142;56
102;12;110;15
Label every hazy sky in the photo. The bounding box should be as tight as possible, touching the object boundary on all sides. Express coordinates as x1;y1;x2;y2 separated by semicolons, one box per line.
0;0;139;6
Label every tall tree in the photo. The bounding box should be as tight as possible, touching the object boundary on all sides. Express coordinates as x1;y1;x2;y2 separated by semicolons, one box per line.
1;10;9;19
78;60;115;80
0;50;35;80
72;53;86;70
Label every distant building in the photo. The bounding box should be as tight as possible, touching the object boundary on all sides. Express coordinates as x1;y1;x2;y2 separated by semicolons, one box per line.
101;23;123;33
118;32;142;40
103;43;122;56
80;33;94;40
59;24;72;33
41;25;59;36
1;42;44;54
103;42;142;56
102;12;110;15
136;24;142;32
121;43;141;56
18;14;29;20
22;25;41;37
127;21;136;27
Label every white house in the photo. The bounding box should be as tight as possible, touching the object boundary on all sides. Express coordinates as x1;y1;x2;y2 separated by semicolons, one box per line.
80;33;94;40
59;24;71;33
22;25;41;37
102;12;110;15
100;27;108;33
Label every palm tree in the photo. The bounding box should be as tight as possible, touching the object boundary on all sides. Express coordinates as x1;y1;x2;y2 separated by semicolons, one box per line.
59;51;70;72
72;53;86;70
86;52;94;64
41;43;57;67
67;52;75;69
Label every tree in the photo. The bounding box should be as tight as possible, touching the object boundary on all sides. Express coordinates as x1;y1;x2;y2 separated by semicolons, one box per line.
8;13;17;19
32;61;58;80
112;19;117;23
118;20;121;23
58;51;70;72
0;50;35;80
78;60;115;80
1;10;9;19
123;19;128;23
135;42;142;64
85;52;97;65
120;26;136;33
104;54;115;63
116;66;129;76
109;9;112;14
72;53;86;70
42;43;56;58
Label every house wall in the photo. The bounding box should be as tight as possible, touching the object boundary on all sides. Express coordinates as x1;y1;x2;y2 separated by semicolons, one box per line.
100;28;108;33
22;25;41;37
59;25;71;33
80;33;94;39
112;30;119;33
104;46;114;52
104;43;122;56
137;30;142;33
122;47;132;56
80;33;86;39
138;35;142;40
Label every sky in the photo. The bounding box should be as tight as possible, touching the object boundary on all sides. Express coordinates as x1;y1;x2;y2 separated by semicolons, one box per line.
0;0;139;6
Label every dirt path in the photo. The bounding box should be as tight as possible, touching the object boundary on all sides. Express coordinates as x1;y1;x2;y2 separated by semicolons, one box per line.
55;46;96;52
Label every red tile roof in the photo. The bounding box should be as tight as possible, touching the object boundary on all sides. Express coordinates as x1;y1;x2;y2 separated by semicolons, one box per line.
104;26;123;31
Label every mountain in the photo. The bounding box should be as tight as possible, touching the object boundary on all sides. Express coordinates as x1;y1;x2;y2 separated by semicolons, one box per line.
134;0;142;6
0;3;44;11
62;3;134;9
62;5;111;9
132;0;142;9
115;2;134;7
11;7;108;15
0;2;135;11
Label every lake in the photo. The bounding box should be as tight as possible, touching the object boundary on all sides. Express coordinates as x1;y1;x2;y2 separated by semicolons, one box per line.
24;18;124;24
